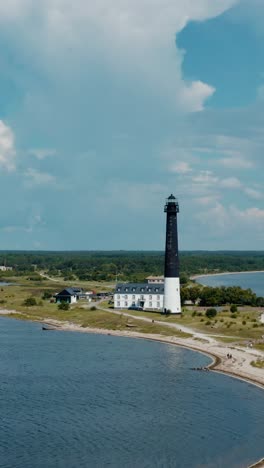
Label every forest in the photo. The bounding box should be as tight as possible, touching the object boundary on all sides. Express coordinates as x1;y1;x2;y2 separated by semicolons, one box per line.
0;250;264;283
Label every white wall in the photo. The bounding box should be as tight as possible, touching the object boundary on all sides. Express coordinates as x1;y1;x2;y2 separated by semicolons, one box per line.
114;293;164;310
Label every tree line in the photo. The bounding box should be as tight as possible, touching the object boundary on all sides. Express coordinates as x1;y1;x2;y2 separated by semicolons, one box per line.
181;285;264;307
0;250;264;284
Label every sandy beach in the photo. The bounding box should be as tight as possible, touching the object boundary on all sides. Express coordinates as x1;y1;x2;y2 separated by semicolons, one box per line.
191;270;264;280
1;307;263;388
40;318;264;390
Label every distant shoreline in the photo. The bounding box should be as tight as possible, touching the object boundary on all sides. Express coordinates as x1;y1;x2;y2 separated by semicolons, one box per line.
191;270;264;280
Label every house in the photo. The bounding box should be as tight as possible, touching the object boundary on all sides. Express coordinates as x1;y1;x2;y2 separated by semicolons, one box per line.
0;266;13;271
114;283;164;311
146;276;164;284
55;288;79;304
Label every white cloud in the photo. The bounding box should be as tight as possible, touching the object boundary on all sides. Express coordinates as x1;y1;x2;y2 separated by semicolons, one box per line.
24;168;56;186
170;161;192;174
0;0;238;112
0;120;16;171
29;148;57;160
244;187;263;200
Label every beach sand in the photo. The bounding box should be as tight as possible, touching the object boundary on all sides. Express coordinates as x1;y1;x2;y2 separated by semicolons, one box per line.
40;318;264;390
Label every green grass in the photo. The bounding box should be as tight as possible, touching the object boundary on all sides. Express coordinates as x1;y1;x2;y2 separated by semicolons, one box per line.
251;360;264;369
1;279;263;342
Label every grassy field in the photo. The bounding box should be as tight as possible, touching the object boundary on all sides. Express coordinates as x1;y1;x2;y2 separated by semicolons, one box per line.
0;278;190;338
103;303;264;341
1;277;263;343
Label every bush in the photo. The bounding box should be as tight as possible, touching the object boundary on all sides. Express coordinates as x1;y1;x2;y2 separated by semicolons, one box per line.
242;320;247;325
42;291;53;300
205;308;217;319
90;306;97;311
23;297;37;307
58;302;70;311
192;311;197;317
205;320;211;326
230;304;237;313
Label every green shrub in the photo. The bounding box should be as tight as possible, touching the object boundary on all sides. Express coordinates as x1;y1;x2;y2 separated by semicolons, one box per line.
90;306;97;311
230;304;237;313
242;320;247;325
192;311;197;317
23;297;37;306
205;320;211;326
205;308;217;319
58;302;70;311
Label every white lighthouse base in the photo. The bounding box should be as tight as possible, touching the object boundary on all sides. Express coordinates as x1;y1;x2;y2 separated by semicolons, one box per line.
164;277;181;314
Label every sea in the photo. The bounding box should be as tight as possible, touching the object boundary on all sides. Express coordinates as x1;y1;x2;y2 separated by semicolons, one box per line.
195;272;264;297
0;317;264;468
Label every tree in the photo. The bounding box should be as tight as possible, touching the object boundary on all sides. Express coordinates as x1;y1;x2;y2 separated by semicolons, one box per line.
205;308;217;319
23;297;37;306
58;302;70;311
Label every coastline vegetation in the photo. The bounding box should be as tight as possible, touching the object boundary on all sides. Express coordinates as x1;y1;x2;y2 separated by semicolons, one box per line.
0;250;264;282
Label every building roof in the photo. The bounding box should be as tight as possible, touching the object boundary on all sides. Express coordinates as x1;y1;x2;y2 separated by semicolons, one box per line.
146;276;164;281
56;287;79;296
115;283;164;294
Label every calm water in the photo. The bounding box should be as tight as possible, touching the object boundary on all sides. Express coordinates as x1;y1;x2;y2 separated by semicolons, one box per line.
195;272;264;297
0;318;264;468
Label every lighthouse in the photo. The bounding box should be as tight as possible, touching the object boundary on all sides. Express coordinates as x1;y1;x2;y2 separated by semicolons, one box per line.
163;194;181;314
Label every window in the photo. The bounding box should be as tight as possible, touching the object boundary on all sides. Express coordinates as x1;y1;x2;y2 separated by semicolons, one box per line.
125;288;128;292
132;295;135;300
125;301;128;307
140;295;144;300
155;288;159;292
117;288;121;292
149;301;152;307
149;295;152;299
157;295;160;300
117;294;120;299
132;288;136;292
125;295;128;299
157;302;160;307
117;301;120;307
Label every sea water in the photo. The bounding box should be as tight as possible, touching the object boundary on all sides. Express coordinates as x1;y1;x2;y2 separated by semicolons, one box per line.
0;317;263;468
195;272;264;297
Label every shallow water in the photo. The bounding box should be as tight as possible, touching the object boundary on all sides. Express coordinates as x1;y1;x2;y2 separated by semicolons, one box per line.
0;317;263;468
195;272;264;297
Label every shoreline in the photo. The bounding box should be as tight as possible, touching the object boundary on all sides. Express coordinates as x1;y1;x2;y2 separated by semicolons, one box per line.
12;314;263;390
57;323;264;390
191;270;264;280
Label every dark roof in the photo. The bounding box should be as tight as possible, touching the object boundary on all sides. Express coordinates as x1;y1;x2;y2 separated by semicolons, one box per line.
57;288;77;296
168;194;176;200
115;283;164;294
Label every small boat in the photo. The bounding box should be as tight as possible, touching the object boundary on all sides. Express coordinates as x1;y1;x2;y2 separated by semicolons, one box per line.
42;325;57;331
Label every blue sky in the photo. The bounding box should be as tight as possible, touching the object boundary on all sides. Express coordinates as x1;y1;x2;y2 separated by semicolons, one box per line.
0;0;263;250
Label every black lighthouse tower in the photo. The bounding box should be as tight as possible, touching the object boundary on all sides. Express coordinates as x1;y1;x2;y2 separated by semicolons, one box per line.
163;194;181;313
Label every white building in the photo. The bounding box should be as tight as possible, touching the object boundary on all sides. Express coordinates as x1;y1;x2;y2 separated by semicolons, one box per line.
114;283;164;311
146;276;164;284
0;266;13;271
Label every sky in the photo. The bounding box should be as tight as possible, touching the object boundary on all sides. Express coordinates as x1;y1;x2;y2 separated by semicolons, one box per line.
0;0;263;251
